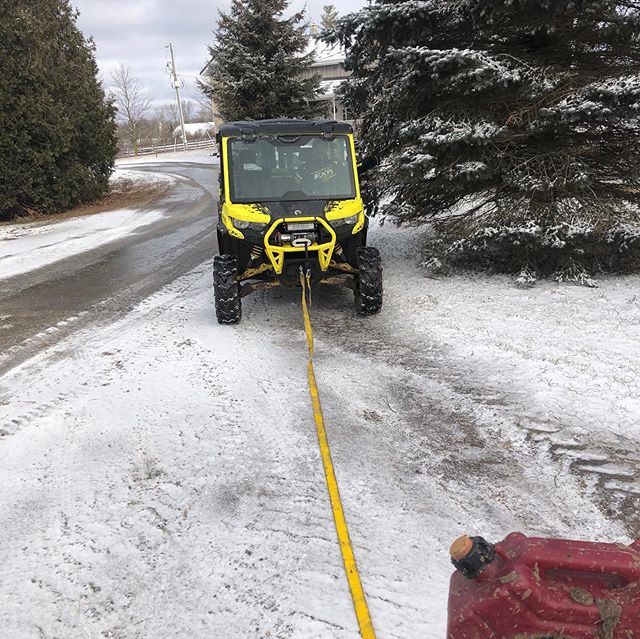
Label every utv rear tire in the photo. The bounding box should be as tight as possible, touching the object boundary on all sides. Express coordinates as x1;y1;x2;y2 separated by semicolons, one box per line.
213;254;242;324
355;247;383;316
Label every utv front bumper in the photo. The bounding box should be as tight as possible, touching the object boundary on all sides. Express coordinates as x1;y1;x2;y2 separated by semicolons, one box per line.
264;217;337;275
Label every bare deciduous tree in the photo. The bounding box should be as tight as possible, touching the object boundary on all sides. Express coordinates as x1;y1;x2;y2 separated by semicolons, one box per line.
194;93;220;123
165;99;197;125
181;99;196;123
111;64;152;155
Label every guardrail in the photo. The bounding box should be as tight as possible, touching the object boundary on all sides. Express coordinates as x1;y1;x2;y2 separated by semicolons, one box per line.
118;138;217;158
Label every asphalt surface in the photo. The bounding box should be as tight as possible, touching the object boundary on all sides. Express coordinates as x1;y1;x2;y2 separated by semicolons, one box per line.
0;160;219;377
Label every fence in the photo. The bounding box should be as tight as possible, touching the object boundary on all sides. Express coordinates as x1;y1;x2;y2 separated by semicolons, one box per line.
118;138;217;158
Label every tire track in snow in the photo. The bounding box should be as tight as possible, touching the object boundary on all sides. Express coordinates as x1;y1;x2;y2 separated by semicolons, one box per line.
224;284;631;636
302;286;640;537
0;274;208;441
1;263;633;638
0;271;363;638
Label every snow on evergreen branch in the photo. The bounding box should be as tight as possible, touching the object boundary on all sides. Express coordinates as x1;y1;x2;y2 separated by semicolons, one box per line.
387;47;520;84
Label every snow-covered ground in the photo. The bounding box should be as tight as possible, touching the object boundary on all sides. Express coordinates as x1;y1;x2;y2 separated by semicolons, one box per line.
0;170;173;281
1;209;637;637
424;273;640;437
385;225;640;460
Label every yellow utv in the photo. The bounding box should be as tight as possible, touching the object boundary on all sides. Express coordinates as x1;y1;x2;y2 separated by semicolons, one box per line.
213;119;382;324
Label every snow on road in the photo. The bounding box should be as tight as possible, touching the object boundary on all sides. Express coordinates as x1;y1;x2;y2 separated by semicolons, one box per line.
0;214;637;638
0;268;365;638
116;148;218;166
0;170;173;281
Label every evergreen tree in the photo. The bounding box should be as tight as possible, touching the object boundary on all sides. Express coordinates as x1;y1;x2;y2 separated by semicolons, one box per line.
200;0;322;121
320;5;339;32
0;0;117;220
331;0;640;280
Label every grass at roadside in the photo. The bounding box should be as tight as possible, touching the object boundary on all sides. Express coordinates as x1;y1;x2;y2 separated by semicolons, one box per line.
0;170;172;228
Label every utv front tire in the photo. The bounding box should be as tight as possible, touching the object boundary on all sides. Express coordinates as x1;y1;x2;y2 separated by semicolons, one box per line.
355;247;383;316
213;254;242;324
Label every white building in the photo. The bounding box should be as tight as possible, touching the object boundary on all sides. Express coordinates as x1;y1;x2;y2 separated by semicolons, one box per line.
172;122;216;139
302;36;353;124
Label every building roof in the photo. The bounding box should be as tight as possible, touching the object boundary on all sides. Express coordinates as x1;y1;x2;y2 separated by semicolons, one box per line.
172;122;215;138
218;119;353;137
307;39;346;68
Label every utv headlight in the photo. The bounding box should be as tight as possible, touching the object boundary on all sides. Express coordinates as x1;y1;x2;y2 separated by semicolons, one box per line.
332;214;359;228
232;218;268;231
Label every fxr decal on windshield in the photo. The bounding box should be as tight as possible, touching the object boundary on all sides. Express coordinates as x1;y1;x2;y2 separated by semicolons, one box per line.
314;168;336;181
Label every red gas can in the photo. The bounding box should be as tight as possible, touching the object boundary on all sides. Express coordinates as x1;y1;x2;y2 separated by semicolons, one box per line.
447;532;640;639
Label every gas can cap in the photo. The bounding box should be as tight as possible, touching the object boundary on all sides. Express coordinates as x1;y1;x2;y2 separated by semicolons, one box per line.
450;535;496;579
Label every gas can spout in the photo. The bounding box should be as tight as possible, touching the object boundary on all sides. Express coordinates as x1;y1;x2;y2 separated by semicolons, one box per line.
450;535;497;580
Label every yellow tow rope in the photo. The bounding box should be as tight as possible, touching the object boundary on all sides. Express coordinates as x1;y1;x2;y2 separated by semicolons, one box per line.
299;269;377;639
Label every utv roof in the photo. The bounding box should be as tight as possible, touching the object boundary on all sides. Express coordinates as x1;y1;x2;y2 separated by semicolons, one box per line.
219;119;353;137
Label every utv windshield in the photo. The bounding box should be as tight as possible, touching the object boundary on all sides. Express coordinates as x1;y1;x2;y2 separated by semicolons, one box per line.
227;135;356;202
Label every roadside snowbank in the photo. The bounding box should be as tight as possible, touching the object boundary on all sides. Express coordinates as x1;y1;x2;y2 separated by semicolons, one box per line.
0;170;173;281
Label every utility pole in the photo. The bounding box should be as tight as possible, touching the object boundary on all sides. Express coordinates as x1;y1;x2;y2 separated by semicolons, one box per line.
167;43;188;151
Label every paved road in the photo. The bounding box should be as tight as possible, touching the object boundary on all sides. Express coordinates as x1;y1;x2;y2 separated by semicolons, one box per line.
0;160;219;376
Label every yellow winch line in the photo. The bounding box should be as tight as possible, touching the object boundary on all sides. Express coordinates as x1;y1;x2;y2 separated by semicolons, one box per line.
299;271;377;639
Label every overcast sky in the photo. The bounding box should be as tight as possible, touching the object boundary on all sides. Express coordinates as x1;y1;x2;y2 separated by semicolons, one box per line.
73;0;365;112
